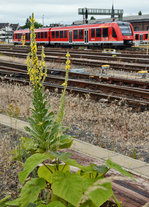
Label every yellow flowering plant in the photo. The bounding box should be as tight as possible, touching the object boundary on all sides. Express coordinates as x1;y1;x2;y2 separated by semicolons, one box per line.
2;13;133;207
20;13;72;153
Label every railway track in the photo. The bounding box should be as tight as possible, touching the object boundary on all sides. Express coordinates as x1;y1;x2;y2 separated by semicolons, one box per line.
0;60;149;109
1;44;149;57
0;46;149;72
0;59;149;88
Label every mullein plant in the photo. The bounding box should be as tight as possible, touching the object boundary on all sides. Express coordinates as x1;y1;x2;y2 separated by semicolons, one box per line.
1;13;135;207
21;13;72;154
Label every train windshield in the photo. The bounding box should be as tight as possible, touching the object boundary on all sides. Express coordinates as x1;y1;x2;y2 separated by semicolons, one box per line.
118;23;132;36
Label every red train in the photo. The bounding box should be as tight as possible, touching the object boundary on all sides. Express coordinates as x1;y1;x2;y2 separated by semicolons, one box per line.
134;31;149;44
13;21;134;47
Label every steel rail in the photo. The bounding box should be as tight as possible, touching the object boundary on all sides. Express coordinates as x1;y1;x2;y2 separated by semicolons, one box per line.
0;65;149;109
0;50;149;72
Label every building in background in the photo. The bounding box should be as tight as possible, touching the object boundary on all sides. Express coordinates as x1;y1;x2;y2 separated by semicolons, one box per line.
0;23;19;43
73;14;149;31
124;14;149;31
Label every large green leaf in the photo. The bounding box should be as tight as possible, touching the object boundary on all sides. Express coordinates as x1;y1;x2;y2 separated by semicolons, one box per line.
88;182;113;206
79;164;109;179
46;201;66;207
79;200;97;207
93;165;109;177
58;138;73;149
51;152;83;169
38;164;70;183
51;152;72;160
6;178;46;207
106;159;134;179
52;171;84;206
19;153;53;184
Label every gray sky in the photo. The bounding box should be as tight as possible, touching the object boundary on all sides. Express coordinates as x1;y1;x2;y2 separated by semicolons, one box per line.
0;0;149;26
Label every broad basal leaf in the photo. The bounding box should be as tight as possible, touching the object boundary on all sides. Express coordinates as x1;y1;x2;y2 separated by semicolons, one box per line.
6;178;46;207
88;182;113;206
93;165;109;177
51;152;83;169
19;153;53;184
79;200;97;207
38;164;70;183
106;159;134;179
52;171;84;206
46;201;66;207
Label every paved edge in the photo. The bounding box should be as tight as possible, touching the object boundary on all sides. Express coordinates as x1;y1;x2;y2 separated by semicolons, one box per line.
0;113;149;179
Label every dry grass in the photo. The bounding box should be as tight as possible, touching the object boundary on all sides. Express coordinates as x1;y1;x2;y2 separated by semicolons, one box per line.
0;129;22;199
0;80;149;161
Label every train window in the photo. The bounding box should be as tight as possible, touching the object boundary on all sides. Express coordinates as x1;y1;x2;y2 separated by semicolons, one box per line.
145;34;148;39
112;28;117;38
45;32;47;38
29;33;30;40
27;33;29;40
41;32;44;39
52;31;55;38
38;32;40;39
25;33;28;40
56;31;59;38
103;28;108;37
73;30;78;39
135;34;139;40
64;30;67;38
91;29;95;38
79;30;83;39
118;23;132;36
96;28;101;37
60;31;63;38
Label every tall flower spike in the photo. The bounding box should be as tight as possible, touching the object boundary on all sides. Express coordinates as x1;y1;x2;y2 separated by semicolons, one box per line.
65;52;71;71
56;52;71;124
26;13;47;88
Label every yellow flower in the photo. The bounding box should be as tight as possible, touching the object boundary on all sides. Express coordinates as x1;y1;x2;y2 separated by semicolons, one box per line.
38;122;43;126
62;82;67;87
66;52;70;57
26;14;47;88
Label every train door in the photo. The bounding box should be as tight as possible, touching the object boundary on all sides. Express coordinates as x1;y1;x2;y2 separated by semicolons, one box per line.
69;31;72;43
85;30;88;44
140;34;143;43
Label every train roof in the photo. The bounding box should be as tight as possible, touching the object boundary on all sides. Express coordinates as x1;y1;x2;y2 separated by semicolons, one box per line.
14;21;131;33
14;27;51;33
50;21;120;31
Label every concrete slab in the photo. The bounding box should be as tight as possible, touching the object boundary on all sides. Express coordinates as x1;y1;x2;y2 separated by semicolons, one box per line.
109;155;146;170
0;114;28;132
134;165;149;178
72;139;117;160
